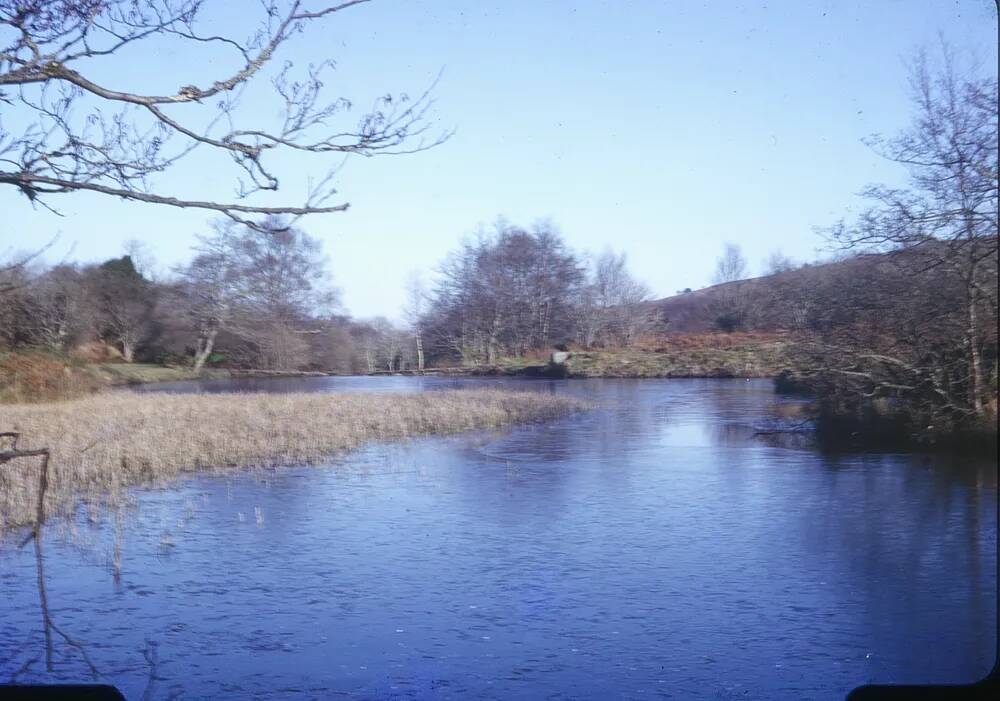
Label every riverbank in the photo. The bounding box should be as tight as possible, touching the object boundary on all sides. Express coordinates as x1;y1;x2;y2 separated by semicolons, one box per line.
0;390;588;530
92;364;342;385
0;349;346;403
399;334;790;379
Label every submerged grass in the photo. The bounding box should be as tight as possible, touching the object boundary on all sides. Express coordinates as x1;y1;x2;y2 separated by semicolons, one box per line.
0;389;587;530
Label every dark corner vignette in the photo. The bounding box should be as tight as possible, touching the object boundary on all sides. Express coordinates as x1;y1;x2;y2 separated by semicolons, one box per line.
0;1;996;699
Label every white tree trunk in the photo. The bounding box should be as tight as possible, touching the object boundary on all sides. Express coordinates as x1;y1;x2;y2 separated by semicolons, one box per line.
121;337;135;363
193;328;218;373
967;287;984;415
415;331;424;372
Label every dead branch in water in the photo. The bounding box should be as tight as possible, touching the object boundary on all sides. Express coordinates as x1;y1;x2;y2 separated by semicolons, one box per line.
0;432;49;544
752;419;814;436
1;432;99;678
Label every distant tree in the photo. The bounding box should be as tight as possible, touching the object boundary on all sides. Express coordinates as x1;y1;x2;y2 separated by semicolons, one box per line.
713;243;747;284
175;217;338;370
710;242;751;332
24;265;92;351
305;318;359;373
174;229;241;371
762;250;795;276
425;221;585;365
0;0;446;228
0;239;57;298
0;255;34;346
403;272;427;371
375;317;405;371
123;240;158;281
578;249;653;347
87;256;157;362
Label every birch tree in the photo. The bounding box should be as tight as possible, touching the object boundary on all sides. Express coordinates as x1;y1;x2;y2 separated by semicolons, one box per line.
403;272;426;372
829;45;998;418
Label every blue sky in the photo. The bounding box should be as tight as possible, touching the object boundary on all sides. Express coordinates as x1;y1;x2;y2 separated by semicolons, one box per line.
3;0;997;319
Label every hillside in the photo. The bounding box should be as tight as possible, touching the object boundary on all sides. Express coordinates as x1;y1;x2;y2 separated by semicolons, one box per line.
645;248;943;335
648;257;853;333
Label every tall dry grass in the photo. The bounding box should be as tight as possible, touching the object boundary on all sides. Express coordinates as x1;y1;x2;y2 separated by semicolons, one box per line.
0;390;586;530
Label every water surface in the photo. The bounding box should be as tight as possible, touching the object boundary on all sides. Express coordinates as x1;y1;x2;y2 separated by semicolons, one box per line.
1;378;995;699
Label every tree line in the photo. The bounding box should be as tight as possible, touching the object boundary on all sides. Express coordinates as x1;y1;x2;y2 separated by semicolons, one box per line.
0;216;657;374
418;220;655;367
2;218;378;373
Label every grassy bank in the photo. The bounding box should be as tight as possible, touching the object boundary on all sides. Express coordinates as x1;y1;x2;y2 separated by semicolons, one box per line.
86;363;232;386
0;350;226;403
559;345;786;378
439;333;790;379
0;390;587;530
91;364;333;385
0;349;345;404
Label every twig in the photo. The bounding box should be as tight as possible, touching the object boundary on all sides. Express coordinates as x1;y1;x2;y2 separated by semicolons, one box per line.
9;652;40;683
141;639;159;701
753;418;814;435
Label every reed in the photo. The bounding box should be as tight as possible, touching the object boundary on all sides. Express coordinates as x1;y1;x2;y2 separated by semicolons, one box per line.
0;389;587;530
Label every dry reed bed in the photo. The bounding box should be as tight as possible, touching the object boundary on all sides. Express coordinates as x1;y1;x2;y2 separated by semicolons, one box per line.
0;389;587;530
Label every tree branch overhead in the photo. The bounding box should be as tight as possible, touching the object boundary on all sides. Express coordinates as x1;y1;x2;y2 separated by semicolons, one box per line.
0;0;448;227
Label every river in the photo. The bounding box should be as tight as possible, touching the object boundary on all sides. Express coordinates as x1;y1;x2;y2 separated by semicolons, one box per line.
1;377;995;699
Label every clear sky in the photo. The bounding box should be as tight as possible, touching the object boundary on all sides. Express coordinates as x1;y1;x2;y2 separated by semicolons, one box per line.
3;0;997;320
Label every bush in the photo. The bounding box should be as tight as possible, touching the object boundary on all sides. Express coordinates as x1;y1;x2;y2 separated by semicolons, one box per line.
774;369;811;395
714;314;741;333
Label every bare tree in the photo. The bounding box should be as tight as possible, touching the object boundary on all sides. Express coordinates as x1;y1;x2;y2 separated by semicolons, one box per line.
23;264;91;350
828;44;998;418
174;232;238;371
784;249;990;437
0;237;57;296
713;242;747;284
367;316;401;371
762;250;795;276
0;1;447;228
123;239;158;281
578;249;652;347
710;242;751;331
175;216;338;370
402;271;426;371
86;255;157;362
423;221;584;365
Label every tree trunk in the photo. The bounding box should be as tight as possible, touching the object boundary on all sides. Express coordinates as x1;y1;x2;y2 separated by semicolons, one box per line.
121;339;135;363
193;328;218;373
541;300;551;347
967;287;984;415
415;331;424;372
487;306;504;365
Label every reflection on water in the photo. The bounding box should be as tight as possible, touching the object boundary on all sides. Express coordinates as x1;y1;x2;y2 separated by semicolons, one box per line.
1;378;996;699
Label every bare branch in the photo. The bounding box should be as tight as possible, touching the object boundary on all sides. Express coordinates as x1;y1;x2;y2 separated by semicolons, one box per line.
0;0;447;223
